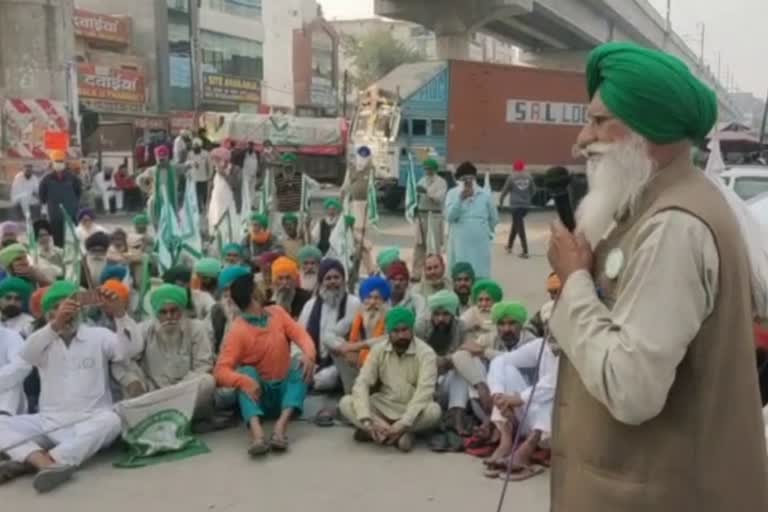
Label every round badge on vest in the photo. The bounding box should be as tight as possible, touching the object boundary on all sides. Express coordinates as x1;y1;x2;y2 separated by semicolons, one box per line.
605;248;624;280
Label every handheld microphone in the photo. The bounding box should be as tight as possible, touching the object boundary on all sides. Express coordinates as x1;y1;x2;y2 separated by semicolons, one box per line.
544;166;576;232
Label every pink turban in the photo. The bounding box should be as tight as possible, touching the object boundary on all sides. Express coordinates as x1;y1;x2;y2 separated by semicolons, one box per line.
154;145;170;159
210;147;231;162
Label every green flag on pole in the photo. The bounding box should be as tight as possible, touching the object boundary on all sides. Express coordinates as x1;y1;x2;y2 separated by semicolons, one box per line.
367;171;379;227
157;190;182;273
405;152;418;224
179;178;203;261
61;206;81;285
25;215;38;265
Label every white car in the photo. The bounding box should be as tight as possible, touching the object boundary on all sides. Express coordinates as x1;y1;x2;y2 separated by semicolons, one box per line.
748;191;768;226
720;166;768;201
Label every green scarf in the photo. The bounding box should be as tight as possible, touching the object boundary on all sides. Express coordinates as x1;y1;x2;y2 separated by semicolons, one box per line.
152;163;178;223
242;312;270;328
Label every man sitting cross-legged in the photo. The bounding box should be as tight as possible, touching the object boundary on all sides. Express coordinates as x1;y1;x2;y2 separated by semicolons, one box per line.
483;333;559;481
214;272;316;457
111;284;218;427
0;281;142;493
339;307;441;452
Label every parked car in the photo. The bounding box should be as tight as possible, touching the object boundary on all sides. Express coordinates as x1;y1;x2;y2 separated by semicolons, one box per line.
720;166;768;201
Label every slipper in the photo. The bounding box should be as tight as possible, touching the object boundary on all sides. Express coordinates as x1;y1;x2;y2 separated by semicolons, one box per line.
269;433;289;452
505;464;546;482
0;460;33;484
248;440;271;457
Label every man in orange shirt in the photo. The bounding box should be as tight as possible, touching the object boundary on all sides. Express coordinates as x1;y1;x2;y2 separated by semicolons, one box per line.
214;272;316;457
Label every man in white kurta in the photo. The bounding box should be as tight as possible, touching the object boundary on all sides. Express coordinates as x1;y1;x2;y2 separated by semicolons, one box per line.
0;327;31;416
0;281;142;493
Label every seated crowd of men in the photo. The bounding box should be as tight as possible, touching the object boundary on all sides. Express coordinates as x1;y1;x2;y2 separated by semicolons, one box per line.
0;206;561;493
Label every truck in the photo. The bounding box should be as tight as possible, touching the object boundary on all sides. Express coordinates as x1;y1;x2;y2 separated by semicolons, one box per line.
200;112;348;184
350;60;590;209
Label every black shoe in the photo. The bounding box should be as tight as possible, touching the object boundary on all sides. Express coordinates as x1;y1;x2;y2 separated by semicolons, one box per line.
354;428;372;443
519;252;529;259
429;432;449;452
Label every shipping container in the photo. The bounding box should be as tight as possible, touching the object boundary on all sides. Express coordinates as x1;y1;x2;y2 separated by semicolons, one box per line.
447;60;588;175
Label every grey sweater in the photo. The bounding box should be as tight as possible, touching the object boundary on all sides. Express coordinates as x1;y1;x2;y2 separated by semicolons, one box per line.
499;172;534;209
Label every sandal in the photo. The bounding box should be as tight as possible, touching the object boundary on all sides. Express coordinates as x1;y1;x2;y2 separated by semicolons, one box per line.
483;463;546;482
248;439;270;457
0;460;33;484
269;433;289;452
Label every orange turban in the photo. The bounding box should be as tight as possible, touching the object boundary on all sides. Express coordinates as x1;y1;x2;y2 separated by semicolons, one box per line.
271;256;299;281
30;286;49;319
49;149;66;161
101;279;130;304
546;272;562;292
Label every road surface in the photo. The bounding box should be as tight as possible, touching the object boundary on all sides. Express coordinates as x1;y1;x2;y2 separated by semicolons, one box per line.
4;207;556;511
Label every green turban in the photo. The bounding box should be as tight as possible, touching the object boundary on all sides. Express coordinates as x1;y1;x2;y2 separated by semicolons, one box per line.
471;279;503;304
377;247;400;272
586;42;717;144
0;244;27;269
132;213;150;226
491;301;528;325
42;280;78;314
150;284;188;314
281;152;298;164
0;277;34;302
385;306;416;333
222;242;243;256
194;257;222;278
423;158;439;171
451;261;475;281
249;212;269;228
324;198;342;211
218;265;251;290
282;212;299;224
297;245;322;264
427;290;459;315
344;215;355;228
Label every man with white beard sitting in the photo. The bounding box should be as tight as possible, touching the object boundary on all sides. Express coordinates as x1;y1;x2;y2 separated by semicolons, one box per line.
297;246;322;293
111;284;216;423
0;281;142;493
298;259;360;392
546;42;768;510
271;256;312;319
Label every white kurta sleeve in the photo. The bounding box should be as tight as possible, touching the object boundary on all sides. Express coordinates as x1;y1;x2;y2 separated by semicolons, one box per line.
550;210;719;426
0;330;32;393
105;315;145;362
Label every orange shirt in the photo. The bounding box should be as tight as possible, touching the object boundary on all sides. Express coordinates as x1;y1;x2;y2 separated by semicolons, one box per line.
349;312;386;365
215;305;316;388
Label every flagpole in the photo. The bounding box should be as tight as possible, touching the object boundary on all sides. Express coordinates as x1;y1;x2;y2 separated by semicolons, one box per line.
349;200;369;293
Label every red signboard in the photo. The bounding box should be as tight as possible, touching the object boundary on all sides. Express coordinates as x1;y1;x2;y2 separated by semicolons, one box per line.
169;111;197;135
73;8;131;45
44;131;70;151
78;64;145;104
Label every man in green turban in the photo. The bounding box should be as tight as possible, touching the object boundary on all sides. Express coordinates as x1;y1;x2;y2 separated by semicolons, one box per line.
482;301;557;481
313;198;342;256
339;306;441;453
222;242;244;266
451;262;475;313
297;245;322;292
112;283;217;425
411;158;447;281
0;276;35;338
0;279;141;492
242;212;282;266
548;42;768;510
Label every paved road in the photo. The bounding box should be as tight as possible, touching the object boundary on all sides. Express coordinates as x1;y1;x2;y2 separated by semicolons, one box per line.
5;207;556;511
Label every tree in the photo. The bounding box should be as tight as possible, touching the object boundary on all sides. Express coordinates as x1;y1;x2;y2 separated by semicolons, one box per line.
343;29;426;90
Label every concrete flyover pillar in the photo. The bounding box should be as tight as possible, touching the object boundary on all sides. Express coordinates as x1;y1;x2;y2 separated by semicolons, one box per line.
433;9;471;60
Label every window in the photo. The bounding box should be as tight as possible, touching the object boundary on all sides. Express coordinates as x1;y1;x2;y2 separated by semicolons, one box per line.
734;176;768;200
167;0;189;13
400;120;409;136
431;119;446;136
208;0;261;18
411;119;427;136
200;31;263;79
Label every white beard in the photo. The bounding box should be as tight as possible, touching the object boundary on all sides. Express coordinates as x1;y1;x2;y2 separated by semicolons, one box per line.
300;272;317;291
576;133;655;248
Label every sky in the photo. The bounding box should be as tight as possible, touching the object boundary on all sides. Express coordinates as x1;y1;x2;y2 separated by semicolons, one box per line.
318;0;767;98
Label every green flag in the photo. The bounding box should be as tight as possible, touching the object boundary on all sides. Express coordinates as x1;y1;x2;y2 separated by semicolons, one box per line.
25;215;38;265
157;190;182;272
367;171;379;226
405;153;418;224
61;206;81;285
179;178;203;261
